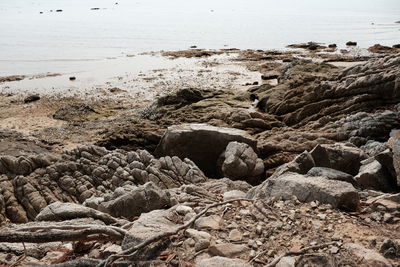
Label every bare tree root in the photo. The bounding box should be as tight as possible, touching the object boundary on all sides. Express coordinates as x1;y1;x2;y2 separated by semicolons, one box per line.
0;226;125;243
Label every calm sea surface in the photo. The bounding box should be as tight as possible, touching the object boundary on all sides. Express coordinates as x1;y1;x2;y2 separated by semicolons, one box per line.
0;0;399;75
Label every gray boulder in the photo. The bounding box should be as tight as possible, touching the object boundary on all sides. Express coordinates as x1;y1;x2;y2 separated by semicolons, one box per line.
344;243;392;267
220;141;264;182
248;172;359;210
122;209;178;249
155;124;257;176
355;158;395;192
307;167;355;184
96;182;172;219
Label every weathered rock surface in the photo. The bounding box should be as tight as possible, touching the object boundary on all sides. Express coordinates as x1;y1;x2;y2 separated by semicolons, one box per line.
155;124;257;176
307;167;355;184
355;158;395;192
248;172;359;210
35;202;118;224
87;182;172;219
219;141;264;183
344;243;392;267
0;145;206;224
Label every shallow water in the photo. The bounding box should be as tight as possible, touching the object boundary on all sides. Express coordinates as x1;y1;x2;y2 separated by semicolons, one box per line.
0;0;399;75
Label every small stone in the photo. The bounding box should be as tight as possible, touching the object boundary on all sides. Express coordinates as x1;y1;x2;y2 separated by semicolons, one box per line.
24;95;41;103
208;243;250;258
239;209;250;216
185;229;212;242
195;215;222;230
175;205;193;216
310;201;319;208
330;246;339;254
183;238;195;248
383;213;393;223
229;229;243;241
317;213;327;220
195;239;210;252
69;76;76;81
184;212;196;222
256;225;263;235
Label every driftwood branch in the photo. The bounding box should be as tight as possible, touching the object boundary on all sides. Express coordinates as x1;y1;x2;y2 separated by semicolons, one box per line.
264;242;337;267
0;227;124;243
98;198;254;267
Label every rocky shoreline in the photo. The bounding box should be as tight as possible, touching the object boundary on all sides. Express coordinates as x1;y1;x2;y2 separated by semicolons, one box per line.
0;46;400;266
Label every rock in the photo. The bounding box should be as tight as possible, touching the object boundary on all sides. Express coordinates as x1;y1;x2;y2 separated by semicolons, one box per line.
248;172;359;211
229;229;243;241
223;190;246;201
220;141;264;183
24;95;40;103
35;202;118;224
344;243;392;267
366;193;400;212
346;41;357;46
175;205;193;216
307;167;355;184
320;143;367;175
390;134;400;186
96;182;171;218
69;76;76;81
155;124;257;176
354;158;395;192
271;150;316;178
276;256;296;267
122;209;178;248
195;256;252;267
362;141;389;157
208;243;250;258
261;71;280;80
328;44;337;48
379;239;399;259
53;103;97;121
195;239;211;251
195;215;222;230
185;229;212;242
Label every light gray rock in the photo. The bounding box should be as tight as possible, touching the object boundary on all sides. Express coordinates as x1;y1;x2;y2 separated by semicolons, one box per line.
155;124;257;176
208;243;250;258
97;182;171;218
223;190;246;201
307;167;355;184
248;172;359;210
185;229;212;242
122;209;179;249
344;243;392;267
35;202;118;224
355;158;395;192
195;256;252;267
220;141;264;181
195;215;222;230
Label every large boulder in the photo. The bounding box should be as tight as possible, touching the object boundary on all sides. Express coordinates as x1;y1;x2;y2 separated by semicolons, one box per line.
311;143;367;175
122;209;179;249
247;172;359;210
219;141;264;183
155;124;257;176
354;158;396;192
90;182;172;219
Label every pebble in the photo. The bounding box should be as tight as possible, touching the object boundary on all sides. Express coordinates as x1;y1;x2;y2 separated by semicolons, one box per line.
175;205;193;216
229;229;243;241
195;239;210;252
